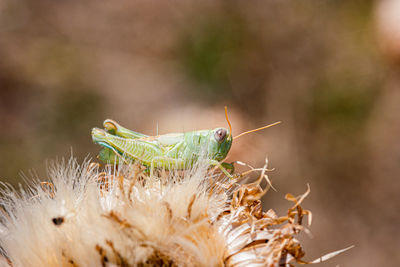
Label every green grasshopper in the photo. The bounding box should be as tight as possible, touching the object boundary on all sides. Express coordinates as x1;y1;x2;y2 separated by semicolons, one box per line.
91;107;280;178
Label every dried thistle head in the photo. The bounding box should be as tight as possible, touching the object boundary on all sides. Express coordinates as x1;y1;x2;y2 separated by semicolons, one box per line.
0;158;348;266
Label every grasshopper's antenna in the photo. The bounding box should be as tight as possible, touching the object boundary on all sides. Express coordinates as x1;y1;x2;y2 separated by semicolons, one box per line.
233;121;281;140
224;106;232;138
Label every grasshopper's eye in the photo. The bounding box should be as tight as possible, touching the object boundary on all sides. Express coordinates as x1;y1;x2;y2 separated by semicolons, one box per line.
214;128;227;143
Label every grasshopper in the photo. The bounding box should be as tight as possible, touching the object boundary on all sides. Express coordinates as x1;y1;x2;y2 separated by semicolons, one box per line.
91;107;280;178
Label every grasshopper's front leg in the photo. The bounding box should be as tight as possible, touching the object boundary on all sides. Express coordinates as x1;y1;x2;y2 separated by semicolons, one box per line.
221;162;235;174
208;159;233;178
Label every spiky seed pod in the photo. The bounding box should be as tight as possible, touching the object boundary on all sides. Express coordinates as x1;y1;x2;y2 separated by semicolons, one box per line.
0;158;343;267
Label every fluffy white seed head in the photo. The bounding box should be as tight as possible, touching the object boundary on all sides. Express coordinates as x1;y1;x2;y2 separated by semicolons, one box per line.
0;157;346;266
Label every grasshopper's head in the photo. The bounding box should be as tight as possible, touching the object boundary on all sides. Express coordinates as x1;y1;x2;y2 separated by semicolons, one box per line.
207;106;233;161
208;106;281;162
208;127;233;161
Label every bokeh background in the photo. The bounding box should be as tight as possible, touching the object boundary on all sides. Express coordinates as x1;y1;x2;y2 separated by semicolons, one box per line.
1;0;399;266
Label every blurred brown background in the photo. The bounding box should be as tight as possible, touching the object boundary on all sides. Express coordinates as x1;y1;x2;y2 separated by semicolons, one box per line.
1;0;399;266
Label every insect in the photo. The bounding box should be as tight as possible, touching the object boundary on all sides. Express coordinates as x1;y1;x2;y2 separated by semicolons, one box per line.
91;107;280;178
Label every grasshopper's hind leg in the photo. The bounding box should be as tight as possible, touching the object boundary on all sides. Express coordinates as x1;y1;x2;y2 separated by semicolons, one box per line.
103;119;148;139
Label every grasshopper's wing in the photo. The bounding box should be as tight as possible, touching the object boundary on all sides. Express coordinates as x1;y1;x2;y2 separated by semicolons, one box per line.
152;133;186;157
103;119;148;139
156;133;185;146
